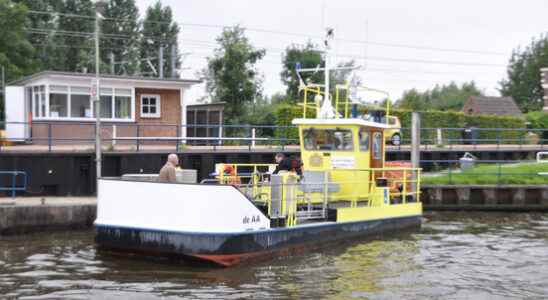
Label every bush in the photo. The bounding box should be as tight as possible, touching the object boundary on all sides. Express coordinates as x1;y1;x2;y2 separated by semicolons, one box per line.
273;105;527;145
526;111;548;143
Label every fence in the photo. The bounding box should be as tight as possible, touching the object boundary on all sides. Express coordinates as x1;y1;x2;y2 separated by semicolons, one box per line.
420;159;548;185
1;121;548;153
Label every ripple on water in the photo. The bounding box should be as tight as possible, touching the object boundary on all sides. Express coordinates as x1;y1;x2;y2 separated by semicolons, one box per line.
0;213;547;299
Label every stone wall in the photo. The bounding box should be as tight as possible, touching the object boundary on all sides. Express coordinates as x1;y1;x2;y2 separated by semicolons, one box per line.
421;185;548;210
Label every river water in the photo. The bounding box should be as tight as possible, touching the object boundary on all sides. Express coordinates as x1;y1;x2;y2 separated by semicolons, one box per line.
1;212;547;300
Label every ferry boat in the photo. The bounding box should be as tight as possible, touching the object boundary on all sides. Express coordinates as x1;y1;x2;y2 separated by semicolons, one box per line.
94;29;422;267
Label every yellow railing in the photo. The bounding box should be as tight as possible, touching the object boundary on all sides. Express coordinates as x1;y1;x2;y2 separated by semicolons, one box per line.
298;83;394;125
216;165;421;227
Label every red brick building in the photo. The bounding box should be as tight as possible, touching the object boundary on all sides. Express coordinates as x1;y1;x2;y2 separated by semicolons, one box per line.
5;71;201;145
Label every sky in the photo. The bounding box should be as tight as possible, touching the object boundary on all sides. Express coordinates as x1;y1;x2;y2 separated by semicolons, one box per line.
136;0;548;102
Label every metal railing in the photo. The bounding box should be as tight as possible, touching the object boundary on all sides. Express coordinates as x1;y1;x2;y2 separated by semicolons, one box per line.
212;164;421;226
1;121;547;153
393;127;545;150
0;121;298;152
0;171;28;198
420;159;548;185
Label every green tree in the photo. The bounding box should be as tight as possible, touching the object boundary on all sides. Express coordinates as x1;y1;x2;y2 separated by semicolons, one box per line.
139;1;180;77
48;0;95;72
397;89;429;111
500;34;548;112
203;25;265;124
281;42;322;102
0;0;38;123
101;0;140;75
397;81;483;111
13;0;59;70
281;42;356;103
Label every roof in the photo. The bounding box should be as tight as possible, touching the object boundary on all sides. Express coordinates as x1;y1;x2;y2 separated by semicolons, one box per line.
187;102;226;109
463;96;522;117
292;118;390;129
8;70;201;86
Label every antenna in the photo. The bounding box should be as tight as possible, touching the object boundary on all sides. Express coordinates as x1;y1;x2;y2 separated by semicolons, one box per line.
364;19;369;70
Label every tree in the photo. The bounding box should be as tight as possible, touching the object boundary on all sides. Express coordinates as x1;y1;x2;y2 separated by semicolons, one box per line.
397;89;429;111
397;81;483;111
203;26;265;124
281;42;323;102
0;0;38;123
281;42;356;104
48;0;95;73
13;0;59;70
139;1;180;77
500;34;548;112
101;0;140;75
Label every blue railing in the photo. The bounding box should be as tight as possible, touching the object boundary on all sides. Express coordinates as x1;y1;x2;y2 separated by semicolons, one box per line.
0;171;28;198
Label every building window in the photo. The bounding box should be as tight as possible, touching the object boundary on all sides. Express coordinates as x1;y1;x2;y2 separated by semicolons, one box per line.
48;85;68;118
70;86;91;118
115;89;131;119
32;85;46;118
29;84;133;121
141;95;160;118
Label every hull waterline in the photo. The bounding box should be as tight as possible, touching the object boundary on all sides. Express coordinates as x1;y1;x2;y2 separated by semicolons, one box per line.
95;215;421;267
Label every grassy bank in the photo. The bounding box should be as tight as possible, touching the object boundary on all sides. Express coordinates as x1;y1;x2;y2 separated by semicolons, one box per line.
423;162;548;185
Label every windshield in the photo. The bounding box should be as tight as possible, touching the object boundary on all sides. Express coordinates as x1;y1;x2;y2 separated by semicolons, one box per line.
303;129;354;151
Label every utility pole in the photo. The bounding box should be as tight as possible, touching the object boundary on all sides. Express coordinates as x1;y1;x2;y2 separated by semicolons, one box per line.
1;66;4;129
110;52;115;74
94;5;102;181
158;45;164;79
170;44;176;78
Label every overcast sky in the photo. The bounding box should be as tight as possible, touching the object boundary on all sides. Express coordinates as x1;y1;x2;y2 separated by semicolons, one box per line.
136;0;548;101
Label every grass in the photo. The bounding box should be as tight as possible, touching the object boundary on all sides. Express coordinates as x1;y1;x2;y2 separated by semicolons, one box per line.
422;162;548;185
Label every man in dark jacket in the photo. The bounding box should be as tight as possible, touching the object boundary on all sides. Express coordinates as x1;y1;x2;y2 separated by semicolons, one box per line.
273;153;292;174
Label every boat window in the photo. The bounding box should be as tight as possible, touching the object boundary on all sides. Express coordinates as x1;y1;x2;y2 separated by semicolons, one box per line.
359;128;369;151
373;132;382;159
303;129;354;151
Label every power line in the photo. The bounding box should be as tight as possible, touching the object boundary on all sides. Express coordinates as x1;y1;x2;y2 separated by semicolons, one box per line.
26;10;508;56
25;28;506;68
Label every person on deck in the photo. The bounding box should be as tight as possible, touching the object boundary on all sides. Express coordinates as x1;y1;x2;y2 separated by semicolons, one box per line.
273;153;292;175
158;153;179;183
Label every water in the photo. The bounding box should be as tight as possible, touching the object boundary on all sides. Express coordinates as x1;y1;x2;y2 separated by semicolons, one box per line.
1;212;547;300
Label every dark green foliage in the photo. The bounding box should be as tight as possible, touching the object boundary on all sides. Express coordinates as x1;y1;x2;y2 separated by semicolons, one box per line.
392;110;526;144
204;26;265;125
53;0;95;72
398;81;483;111
271;105;526;145
500;34;548;112
101;0;140;75
280;42;355;104
139;1;180;77
0;0;39;125
280;42;322;103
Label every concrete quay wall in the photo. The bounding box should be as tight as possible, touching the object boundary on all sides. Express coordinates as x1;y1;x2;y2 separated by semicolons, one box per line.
0;197;96;235
422;185;548;211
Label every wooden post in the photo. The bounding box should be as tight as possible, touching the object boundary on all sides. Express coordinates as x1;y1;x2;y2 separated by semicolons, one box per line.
411;112;421;200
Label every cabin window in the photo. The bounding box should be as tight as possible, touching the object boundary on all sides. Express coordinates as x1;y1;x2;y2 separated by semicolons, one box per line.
303;129;354;151
373;132;382;159
29;84;133;120
70;86;91;118
49;85;68;118
359;128;370;151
